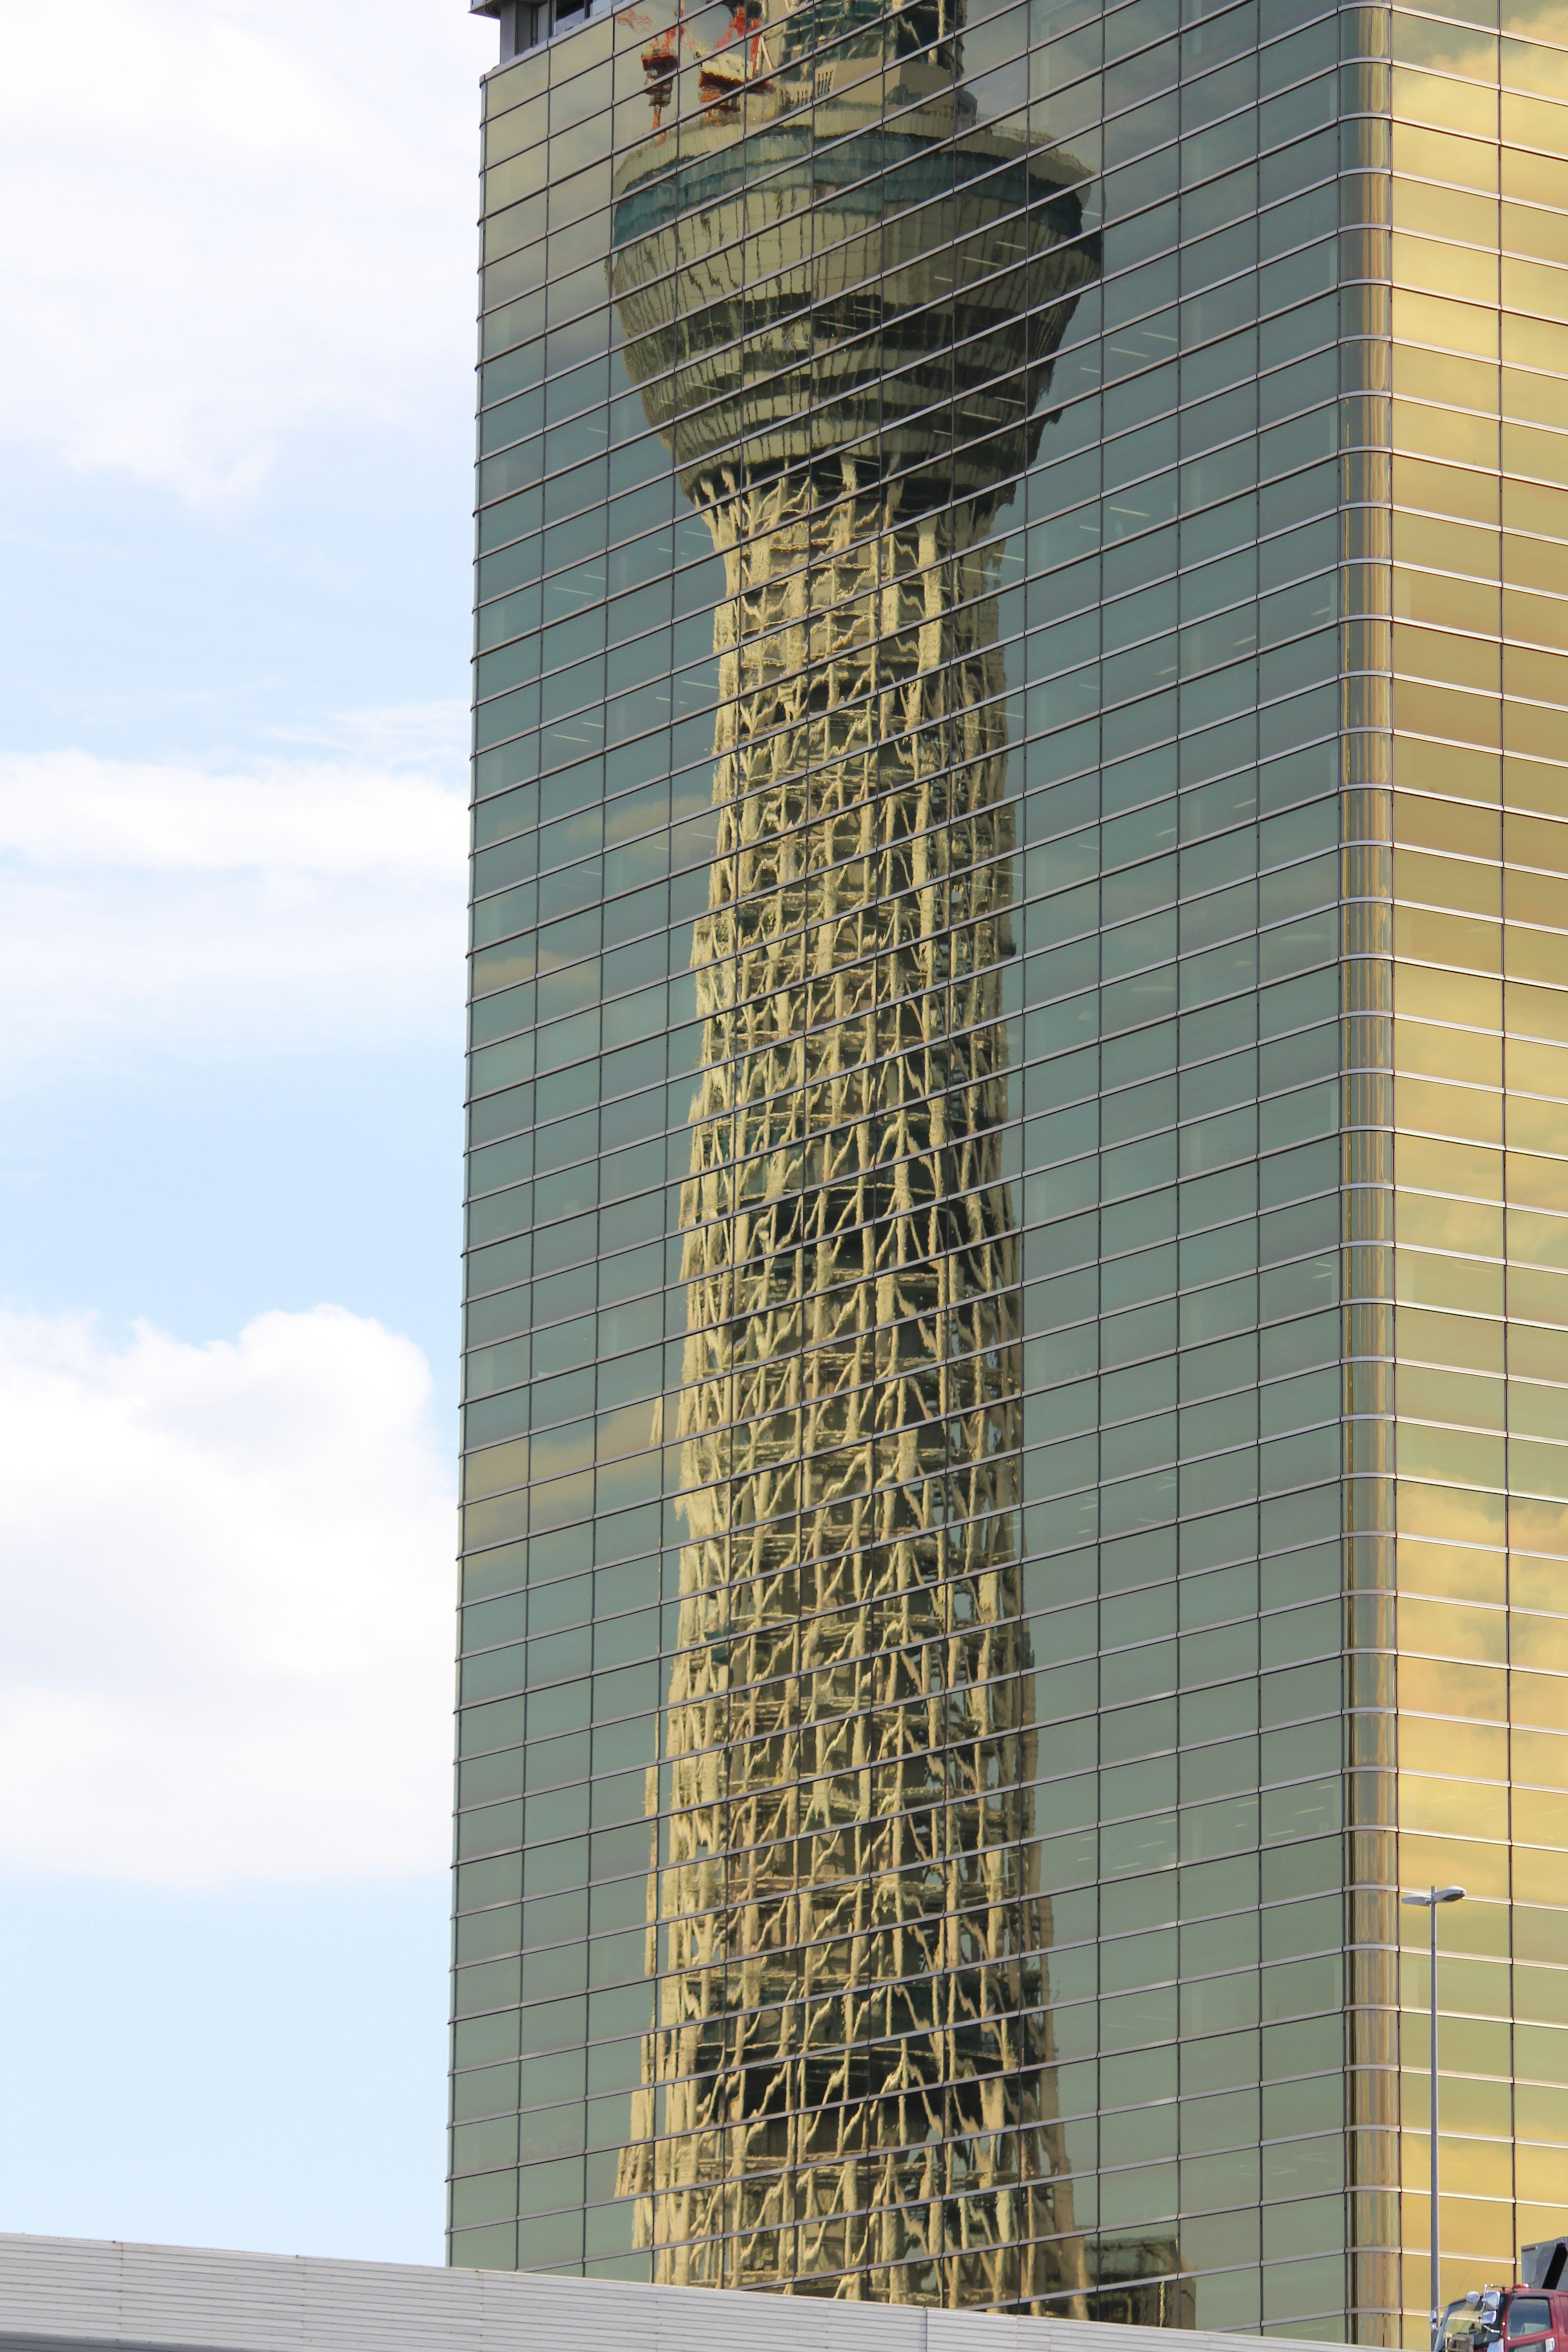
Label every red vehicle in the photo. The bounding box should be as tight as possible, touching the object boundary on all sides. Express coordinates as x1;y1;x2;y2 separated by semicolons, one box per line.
1441;2239;1568;2352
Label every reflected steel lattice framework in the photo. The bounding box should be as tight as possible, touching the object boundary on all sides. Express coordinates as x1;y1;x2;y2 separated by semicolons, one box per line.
460;0;1568;2321
606;0;1101;2298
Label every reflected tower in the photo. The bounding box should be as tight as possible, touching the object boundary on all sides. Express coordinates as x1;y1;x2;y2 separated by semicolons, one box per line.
462;0;1568;2329
608;0;1098;2300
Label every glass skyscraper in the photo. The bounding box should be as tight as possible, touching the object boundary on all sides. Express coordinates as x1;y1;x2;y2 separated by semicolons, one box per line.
452;0;1568;2334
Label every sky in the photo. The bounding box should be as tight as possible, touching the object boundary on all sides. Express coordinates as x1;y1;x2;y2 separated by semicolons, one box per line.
0;0;496;2264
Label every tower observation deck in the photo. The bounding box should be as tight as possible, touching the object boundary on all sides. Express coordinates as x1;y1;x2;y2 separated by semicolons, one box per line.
606;0;1098;2301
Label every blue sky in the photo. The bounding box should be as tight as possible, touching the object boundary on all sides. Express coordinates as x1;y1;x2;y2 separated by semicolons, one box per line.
0;0;497;2263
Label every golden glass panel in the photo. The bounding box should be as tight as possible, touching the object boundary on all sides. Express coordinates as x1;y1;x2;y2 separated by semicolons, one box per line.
1397;453;1503;523
1506;713;1568;782
1395;511;1501;582
1393;10;1497;75
1382;1899;1503;1970
1508;1321;1568;1376
1396;1362;1507;1426
1397;67;1500;141
1396;1538;1506;1600
1517;1964;1568;2031
1398;265;1499;342
1430;2198;1519;2262
1505;757;1568;817
1394;1075;1504;1143
1512;1727;1568;1791
1395;793;1502;858
1517;2016;1568;2086
1517;1900;1568;1964
1396;1015;1503;1083
1512;1496;1568;1558
1512;1612;1568;1670
1397;1423;1508;1486
1397;1248;1507;1313
1505;588;1568;655
1396;121;1499;190
1504;89;1568;158
1517;2144;1568;2205
1504;23;1568;97
1394;905;1502;974
1502;200;1568;270
1425;2076;1514;2139
1507;649;1568;717
1395;286;1501;361
1398;1194;1506;1261
1399;1714;1510;1780
1503;310;1568;376
1396;1305;1507;1368
1399;1773;1511;1838
1507;1152;1568;1214
1505;423;1568;494
1396;842;1503;916
1504;922;1568;988
1507;977;1568;1042
1503;486;1568;552
1505;922;1568;990
1510;1438;1568;1503
1401;2136;1515;2202
1508;1092;1568;1151
1503;368;1568;431
1522;2202;1568;2248
1514;875;1568;936
1397;622;1503;695
1517;2081;1568;2144
1509;1205;1568;1274
1393;568;1502;633
1508;1272;1568;1328
1509;1384;1568;1457
1396;1831;1512;1900
1395;399;1503;471
1396;681;1503;746
1401;1599;1514;1675
1393;1654;1508;1717
1396;1133;1505;1198
1503;145;1568;208
1394;182;1501;247
1506;811;1568;874
1397;1594;1509;1662
1394;736;1502;806
1503;250;1568;327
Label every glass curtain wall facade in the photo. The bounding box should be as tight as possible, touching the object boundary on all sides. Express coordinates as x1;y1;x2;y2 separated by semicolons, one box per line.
1380;7;1568;2340
452;0;1568;2334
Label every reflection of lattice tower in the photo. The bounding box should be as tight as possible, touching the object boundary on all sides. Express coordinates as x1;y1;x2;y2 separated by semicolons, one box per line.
608;11;1098;2305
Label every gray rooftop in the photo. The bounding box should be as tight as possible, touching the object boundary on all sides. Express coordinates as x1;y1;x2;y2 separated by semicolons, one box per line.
0;2236;1342;2352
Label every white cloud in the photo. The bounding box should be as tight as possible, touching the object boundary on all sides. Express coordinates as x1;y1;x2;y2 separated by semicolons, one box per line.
0;1305;457;1884
0;0;493;507
0;718;468;1074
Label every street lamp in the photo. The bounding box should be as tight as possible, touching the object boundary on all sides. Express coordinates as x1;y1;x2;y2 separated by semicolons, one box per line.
1403;1885;1468;2351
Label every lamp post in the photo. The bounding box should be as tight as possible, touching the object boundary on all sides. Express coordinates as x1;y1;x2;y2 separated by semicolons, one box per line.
1403;1884;1468;2351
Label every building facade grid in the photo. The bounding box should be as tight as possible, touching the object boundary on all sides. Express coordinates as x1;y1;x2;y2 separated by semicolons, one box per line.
451;0;1568;2338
